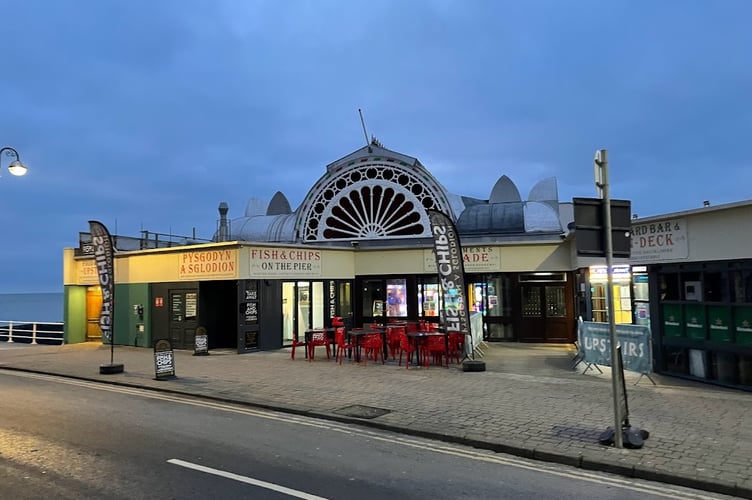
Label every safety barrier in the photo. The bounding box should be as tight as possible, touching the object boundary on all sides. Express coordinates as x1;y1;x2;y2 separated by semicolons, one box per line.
0;320;65;345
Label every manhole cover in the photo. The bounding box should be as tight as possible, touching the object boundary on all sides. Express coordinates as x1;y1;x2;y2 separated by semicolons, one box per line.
333;404;391;419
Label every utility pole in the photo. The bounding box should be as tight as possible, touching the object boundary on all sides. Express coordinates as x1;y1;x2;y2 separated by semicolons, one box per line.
594;148;623;448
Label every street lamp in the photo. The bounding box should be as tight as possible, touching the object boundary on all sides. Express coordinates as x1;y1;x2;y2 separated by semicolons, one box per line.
1;146;28;177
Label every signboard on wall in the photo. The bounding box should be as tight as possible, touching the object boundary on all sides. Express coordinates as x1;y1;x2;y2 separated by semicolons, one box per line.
178;249;238;279
630;218;688;262
78;259;101;285
423;246;500;273
249;247;322;277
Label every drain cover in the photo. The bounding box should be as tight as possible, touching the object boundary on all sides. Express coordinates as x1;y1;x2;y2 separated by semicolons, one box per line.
333;404;391;419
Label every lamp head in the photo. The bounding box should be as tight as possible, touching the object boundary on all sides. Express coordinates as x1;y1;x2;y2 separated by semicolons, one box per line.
7;160;28;176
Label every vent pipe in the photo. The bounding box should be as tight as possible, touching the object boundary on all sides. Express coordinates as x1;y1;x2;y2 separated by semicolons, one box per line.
218;202;229;242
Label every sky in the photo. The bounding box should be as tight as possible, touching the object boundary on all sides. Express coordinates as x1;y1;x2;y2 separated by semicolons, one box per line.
1;0;750;293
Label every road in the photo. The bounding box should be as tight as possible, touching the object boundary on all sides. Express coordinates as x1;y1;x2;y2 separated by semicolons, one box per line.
0;370;733;499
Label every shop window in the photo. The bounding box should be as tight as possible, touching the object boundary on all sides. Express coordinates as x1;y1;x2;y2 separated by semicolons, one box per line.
663;347;688;375
386;279;407;317
739;355;752;386
732;270;752;303
660;273;680;301
710;352;738;384
681;272;702;301
419;281;440;317
338;282;352;320
487;322;514;340
704;271;728;303
486;276;512;317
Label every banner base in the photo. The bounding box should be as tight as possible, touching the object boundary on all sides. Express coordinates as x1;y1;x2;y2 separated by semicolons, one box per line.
598;425;650;449
462;360;486;372
99;363;124;375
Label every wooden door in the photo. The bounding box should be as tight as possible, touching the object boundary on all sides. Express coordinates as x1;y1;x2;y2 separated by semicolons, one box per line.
518;284;573;343
85;287;103;341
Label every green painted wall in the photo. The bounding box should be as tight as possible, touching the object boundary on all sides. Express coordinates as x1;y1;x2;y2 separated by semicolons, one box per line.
63;285;87;344
115;283;151;347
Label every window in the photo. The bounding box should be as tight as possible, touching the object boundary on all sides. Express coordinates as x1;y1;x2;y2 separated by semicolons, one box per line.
419;280;440;317
704;271;728;302
386;279;407;318
660;273;680;301
545;286;566;318
732;270;752;303
486;275;512;317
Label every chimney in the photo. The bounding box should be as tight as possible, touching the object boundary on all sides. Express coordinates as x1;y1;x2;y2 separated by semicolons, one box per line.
218;202;229;242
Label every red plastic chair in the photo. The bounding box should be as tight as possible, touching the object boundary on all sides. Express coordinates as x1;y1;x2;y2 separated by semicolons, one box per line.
397;331;419;369
447;332;466;364
386;325;404;360
290;331;306;360
308;330;331;361
360;333;384;365
424;334;448;367
334;327;354;365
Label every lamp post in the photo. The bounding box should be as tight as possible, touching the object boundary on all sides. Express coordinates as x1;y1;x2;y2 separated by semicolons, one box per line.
1;147;28;177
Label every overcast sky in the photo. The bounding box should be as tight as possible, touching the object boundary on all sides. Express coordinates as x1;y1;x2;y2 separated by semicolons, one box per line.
1;0;750;293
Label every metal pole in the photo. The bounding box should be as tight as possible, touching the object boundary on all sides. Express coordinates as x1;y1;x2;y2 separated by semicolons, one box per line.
598;149;623;448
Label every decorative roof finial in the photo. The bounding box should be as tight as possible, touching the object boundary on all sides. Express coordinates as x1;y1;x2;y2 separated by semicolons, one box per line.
370;135;383;148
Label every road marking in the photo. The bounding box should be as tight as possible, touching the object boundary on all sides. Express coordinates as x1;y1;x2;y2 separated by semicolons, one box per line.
167;459;328;500
2;371;726;500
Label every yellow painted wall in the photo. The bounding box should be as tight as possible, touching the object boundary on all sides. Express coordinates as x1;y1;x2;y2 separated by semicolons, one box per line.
64;240;574;286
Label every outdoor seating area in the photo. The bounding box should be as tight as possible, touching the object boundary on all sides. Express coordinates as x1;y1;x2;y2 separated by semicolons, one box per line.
292;319;470;369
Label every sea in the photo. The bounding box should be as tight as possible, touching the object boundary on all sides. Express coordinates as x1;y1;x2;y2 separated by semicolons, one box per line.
0;292;64;323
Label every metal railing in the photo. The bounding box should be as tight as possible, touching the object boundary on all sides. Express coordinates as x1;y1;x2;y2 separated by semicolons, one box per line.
0;320;65;345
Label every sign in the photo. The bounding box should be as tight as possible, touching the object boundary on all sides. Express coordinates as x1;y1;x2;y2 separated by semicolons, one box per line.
428;210;471;340
243;302;258;324
630;218;688;262
572;197;632;258
185;292;197;320
578;321;652;374
244;331;258;349
155;297;164;307
249;247;322;277
194;326;209;356
423;246;500;273
89;221;115;342
178;249;238;279
78;259;100;285
153;339;176;379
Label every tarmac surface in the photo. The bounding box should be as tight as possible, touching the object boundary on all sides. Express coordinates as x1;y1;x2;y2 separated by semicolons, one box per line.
1;340;750;498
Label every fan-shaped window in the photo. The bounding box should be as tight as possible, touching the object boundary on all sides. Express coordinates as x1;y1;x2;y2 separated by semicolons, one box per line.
297;162;451;241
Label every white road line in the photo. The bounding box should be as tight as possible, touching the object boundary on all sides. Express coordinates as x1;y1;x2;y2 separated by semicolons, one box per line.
2;371;726;500
167;459;329;500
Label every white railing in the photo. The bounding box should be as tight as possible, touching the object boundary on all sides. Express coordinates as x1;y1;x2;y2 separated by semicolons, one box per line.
0;320;65;345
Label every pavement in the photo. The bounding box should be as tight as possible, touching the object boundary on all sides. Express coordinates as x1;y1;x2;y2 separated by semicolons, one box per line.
1;340;751;498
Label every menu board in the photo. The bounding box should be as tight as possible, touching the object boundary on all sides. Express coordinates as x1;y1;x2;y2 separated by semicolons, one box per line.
244;301;258;324
185;292;197;320
245;331;258;349
171;294;183;322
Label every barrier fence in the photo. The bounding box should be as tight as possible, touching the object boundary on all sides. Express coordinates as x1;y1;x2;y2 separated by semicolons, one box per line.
0;320;65;345
574;318;655;385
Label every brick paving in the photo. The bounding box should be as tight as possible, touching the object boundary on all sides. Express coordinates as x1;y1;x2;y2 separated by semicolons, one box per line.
1;341;750;498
